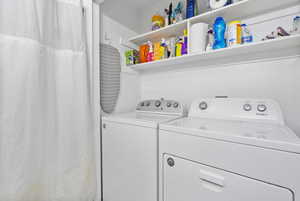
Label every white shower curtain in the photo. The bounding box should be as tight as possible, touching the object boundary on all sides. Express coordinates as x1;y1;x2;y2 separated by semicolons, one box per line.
0;0;97;201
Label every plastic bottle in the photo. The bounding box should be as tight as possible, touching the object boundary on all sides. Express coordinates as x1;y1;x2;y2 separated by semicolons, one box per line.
206;28;214;51
168;37;176;58
213;17;227;50
293;16;300;34
182;29;188;55
139;44;149;63
152;13;165;31
241;24;253;44
186;0;198;19
147;41;154;62
161;38;169;59
154;42;162;61
175;37;184;57
227;20;242;47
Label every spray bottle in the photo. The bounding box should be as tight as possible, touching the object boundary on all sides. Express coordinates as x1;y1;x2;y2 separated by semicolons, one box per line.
182;29;188;55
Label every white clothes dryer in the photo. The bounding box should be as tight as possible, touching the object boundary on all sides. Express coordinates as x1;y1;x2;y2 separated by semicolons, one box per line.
102;99;185;201
159;98;300;201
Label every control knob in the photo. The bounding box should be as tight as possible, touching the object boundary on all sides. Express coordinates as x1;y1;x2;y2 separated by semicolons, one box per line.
167;102;172;108
173;102;179;108
243;104;252;112
155;100;161;107
257;104;267;112
199;102;208;110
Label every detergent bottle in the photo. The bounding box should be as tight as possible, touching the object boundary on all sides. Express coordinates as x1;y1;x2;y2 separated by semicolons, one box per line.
213;17;227;50
186;0;198;19
147;41;154;62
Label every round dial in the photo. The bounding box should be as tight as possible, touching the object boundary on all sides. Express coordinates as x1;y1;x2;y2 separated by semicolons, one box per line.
257;104;267;112
173;102;179;108
140;102;145;107
146;102;151;107
167;102;172;108
243;104;252;112
155;100;161;107
199;102;208;110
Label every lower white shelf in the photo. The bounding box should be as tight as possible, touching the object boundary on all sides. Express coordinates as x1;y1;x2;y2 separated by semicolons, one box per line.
130;34;300;73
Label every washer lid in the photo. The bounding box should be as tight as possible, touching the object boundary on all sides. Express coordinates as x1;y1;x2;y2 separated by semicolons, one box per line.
102;112;183;128
160;117;300;153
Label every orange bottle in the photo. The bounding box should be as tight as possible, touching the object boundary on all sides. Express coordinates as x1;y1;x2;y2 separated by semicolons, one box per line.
139;44;149;63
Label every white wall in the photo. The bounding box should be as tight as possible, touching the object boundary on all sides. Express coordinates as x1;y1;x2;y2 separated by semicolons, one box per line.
140;6;300;135
141;57;300;134
102;0;141;33
101;14;140;113
101;15;137;68
101;4;300;134
138;0;211;33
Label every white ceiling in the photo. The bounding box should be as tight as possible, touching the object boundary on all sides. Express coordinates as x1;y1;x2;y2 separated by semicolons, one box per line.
105;0;156;10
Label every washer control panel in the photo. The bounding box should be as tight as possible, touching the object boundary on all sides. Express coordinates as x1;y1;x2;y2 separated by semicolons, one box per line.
189;98;284;125
136;98;185;115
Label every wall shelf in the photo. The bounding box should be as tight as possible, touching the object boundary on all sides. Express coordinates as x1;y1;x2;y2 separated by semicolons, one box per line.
129;35;300;73
129;21;187;44
128;0;299;45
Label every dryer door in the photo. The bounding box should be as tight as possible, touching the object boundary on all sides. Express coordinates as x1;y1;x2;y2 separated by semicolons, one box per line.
163;155;293;201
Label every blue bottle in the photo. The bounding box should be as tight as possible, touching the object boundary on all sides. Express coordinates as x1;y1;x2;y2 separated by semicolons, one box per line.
213;17;227;50
186;0;195;19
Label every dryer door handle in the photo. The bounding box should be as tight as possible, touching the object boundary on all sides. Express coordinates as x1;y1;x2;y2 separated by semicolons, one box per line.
199;169;225;191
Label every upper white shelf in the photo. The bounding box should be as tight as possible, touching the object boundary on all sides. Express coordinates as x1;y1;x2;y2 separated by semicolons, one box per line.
129;0;300;45
129;35;300;73
189;0;300;25
129;21;187;44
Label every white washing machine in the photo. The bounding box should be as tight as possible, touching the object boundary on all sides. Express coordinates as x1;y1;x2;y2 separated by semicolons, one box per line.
102;99;185;201
159;98;300;201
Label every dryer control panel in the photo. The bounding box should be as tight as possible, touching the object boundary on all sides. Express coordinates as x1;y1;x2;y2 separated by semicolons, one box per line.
136;98;185;115
189;98;284;125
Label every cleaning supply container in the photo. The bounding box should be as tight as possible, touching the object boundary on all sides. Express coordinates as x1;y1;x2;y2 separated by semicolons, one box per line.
241;24;253;44
190;23;209;53
154;42;162;61
152;14;165;31
182;29;188;55
139;44;149;63
213;17;227;50
186;0;197;19
227;20;242;47
293;16;300;34
147;41;154;62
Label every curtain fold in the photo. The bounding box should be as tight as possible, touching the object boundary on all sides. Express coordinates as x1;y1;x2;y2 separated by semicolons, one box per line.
0;1;96;201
